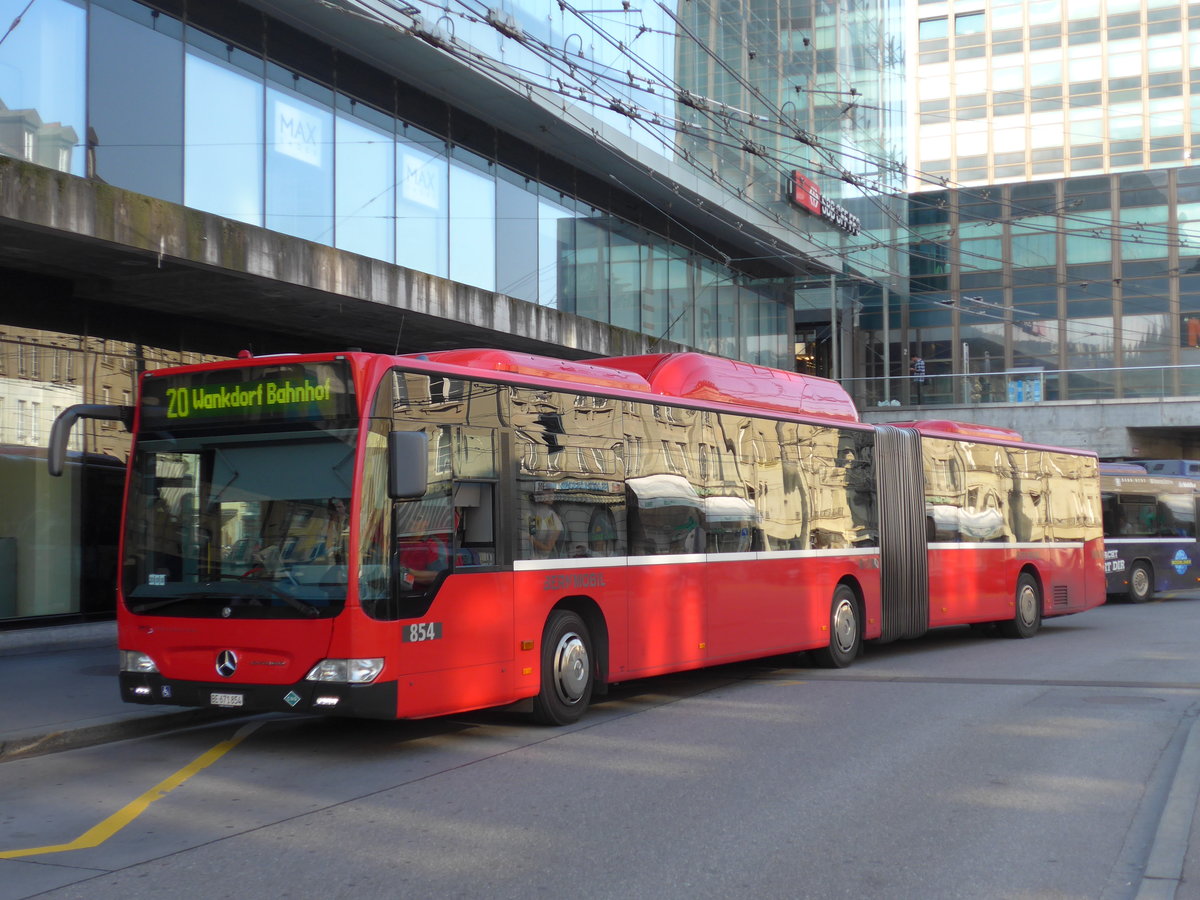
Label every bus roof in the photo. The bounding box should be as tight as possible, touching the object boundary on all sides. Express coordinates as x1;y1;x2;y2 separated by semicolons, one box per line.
1099;464;1198;492
409;349;862;424
590;353;860;423
404;349;653;394
1099;462;1148;475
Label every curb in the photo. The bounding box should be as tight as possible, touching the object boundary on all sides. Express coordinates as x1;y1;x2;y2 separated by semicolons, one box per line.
1136;716;1200;900
0;707;244;763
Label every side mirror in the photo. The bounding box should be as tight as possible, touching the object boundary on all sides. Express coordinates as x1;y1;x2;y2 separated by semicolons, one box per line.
388;431;428;499
49;404;134;476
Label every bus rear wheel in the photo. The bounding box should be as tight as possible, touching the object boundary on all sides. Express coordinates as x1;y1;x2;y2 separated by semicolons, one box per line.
1128;561;1154;603
811;586;861;668
532;610;594;725
1000;573;1041;639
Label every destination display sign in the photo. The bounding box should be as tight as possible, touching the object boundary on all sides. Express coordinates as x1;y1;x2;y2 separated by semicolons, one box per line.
139;360;356;430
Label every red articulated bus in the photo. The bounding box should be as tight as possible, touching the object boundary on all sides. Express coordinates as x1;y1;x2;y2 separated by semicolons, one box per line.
49;349;1106;725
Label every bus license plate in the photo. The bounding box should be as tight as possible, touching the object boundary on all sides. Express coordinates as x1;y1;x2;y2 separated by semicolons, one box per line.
210;692;244;707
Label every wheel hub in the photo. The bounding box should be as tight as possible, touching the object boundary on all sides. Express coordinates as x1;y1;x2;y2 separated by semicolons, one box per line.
1017;584;1038;625
553;632;589;704
1132;568;1149;595
832;599;857;653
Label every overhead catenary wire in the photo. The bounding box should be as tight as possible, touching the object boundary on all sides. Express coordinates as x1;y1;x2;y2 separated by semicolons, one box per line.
327;0;1200;358
297;1;1200;367
307;5;1200;286
9;0;1195;357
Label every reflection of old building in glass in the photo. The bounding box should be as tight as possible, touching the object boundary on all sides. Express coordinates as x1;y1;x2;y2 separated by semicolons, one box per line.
920;432;1099;546
0;102;77;173
0;326;225;620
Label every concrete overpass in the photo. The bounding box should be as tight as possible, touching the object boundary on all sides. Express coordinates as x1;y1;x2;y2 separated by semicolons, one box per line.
0;155;683;362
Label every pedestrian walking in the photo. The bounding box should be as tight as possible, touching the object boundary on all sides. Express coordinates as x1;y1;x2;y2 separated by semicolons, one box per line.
910;355;926;403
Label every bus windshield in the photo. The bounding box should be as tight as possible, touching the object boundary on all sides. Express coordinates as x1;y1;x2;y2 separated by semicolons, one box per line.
122;428;357;618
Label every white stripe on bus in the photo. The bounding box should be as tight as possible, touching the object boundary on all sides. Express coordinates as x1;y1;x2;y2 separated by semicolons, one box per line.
511;542;1083;571
513;547;879;571
929;541;1085;550
1105;537;1197;544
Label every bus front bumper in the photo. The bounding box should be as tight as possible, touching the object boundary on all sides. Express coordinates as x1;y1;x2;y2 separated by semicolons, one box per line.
119;672;399;719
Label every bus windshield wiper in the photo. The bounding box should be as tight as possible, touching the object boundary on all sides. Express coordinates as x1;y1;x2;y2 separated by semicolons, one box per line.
127;595;201;613
129;585;322;617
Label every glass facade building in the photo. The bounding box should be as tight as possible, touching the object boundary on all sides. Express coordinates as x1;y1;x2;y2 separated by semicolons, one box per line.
914;0;1198;185
0;0;903;371
860;168;1200;405
0;0;907;623
0;328;223;621
853;0;1200;417
0;0;911;363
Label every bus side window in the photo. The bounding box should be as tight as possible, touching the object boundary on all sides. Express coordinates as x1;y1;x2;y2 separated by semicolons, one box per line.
1101;495;1121;536
455;483;496;567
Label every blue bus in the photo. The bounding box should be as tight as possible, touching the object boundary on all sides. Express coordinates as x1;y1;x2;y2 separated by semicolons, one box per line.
1101;464;1199;602
1136;459;1200;479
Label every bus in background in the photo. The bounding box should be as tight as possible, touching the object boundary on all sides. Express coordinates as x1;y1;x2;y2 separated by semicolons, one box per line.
49;349;1106;725
1136;459;1200;479
1100;463;1199;602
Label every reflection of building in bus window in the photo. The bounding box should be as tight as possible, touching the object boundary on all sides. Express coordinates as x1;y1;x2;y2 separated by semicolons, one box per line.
529;503;564;558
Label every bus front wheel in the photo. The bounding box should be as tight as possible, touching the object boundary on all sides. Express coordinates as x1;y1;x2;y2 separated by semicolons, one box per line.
1128;562;1154;603
811;586;861;668
1000;573;1042;639
532;610;594;725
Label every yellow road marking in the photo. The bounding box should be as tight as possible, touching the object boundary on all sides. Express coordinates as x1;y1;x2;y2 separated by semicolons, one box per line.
0;721;262;859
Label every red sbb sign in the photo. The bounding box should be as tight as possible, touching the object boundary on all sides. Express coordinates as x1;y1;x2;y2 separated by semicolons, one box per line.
792;172;823;216
789;171;861;236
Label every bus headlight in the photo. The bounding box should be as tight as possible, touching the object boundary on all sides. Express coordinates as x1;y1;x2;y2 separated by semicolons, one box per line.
120;650;159;673
305;658;384;684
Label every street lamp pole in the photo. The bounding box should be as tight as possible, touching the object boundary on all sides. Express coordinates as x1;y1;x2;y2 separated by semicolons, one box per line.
830;274;839;381
882;285;891;403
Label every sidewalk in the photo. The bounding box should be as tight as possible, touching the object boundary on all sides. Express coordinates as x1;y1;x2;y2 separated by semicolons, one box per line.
0;622;234;762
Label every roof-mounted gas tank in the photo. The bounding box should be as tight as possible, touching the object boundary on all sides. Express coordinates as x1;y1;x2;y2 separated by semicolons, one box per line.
590;353;860;423
401;348;652;393
400;349;859;423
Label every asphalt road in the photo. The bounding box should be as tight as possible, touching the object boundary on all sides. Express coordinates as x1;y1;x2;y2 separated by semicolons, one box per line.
4;597;1200;900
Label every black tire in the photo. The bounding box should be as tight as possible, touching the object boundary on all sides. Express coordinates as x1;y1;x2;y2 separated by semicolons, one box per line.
1127;561;1154;603
999;573;1041;639
531;610;593;725
810;585;861;668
